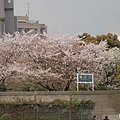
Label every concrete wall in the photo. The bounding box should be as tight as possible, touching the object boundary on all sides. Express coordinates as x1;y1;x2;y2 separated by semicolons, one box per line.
0;91;120;120
0;0;5;18
14;16;17;32
4;0;14;9
0;21;3;34
4;10;14;34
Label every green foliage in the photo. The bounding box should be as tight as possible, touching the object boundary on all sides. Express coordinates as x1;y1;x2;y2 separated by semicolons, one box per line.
20;83;45;91
80;100;95;109
20;84;30;91
65;91;95;120
0;113;12;120
0;97;95;120
0;98;39;106
66;97;81;107
0;104;93;120
118;66;120;83
96;86;108;90
0;84;7;92
0;98;95;109
0;17;5;22
78;32;120;48
48;98;94;108
66;91;81;107
49;99;67;106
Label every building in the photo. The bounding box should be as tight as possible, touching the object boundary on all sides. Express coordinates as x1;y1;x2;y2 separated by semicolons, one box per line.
0;0;14;34
14;16;47;34
0;0;5;34
0;0;47;35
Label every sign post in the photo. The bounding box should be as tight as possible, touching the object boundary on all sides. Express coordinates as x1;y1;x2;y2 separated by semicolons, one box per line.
77;73;94;91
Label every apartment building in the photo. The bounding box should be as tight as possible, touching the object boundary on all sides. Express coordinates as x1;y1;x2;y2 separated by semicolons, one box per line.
0;0;47;35
14;16;47;34
0;0;14;34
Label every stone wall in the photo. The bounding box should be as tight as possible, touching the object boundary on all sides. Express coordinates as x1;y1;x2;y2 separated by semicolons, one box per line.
0;91;120;120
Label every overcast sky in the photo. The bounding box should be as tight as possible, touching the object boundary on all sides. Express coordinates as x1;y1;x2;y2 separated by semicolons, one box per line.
14;0;120;36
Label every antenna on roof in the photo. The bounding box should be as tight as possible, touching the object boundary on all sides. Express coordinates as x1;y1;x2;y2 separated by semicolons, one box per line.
26;3;30;18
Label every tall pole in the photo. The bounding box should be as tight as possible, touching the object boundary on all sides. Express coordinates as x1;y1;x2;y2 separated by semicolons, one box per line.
27;3;30;18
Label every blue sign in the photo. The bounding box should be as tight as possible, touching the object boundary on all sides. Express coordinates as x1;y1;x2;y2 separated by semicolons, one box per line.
77;74;93;83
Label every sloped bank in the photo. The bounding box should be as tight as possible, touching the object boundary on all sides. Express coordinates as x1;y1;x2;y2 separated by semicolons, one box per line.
0;98;95;120
0;91;120;120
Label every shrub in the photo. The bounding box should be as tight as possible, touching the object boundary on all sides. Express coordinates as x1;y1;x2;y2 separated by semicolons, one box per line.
0;84;7;92
0;113;12;120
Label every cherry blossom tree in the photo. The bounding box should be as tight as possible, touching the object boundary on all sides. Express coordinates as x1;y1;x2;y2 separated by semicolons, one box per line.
1;32;119;91
10;33;80;91
0;32;79;90
0;33;22;90
98;47;120;89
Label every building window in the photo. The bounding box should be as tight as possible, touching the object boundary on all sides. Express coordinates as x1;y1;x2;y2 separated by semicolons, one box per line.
8;0;11;3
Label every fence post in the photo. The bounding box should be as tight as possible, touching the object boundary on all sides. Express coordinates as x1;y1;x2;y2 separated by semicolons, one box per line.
34;91;37;102
57;106;60;120
90;108;92;120
80;106;82;120
36;106;39;120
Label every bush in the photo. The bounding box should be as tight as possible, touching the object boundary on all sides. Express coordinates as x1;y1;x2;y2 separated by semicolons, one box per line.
0;113;12;120
20;83;45;91
96;86;108;90
0;84;7;92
